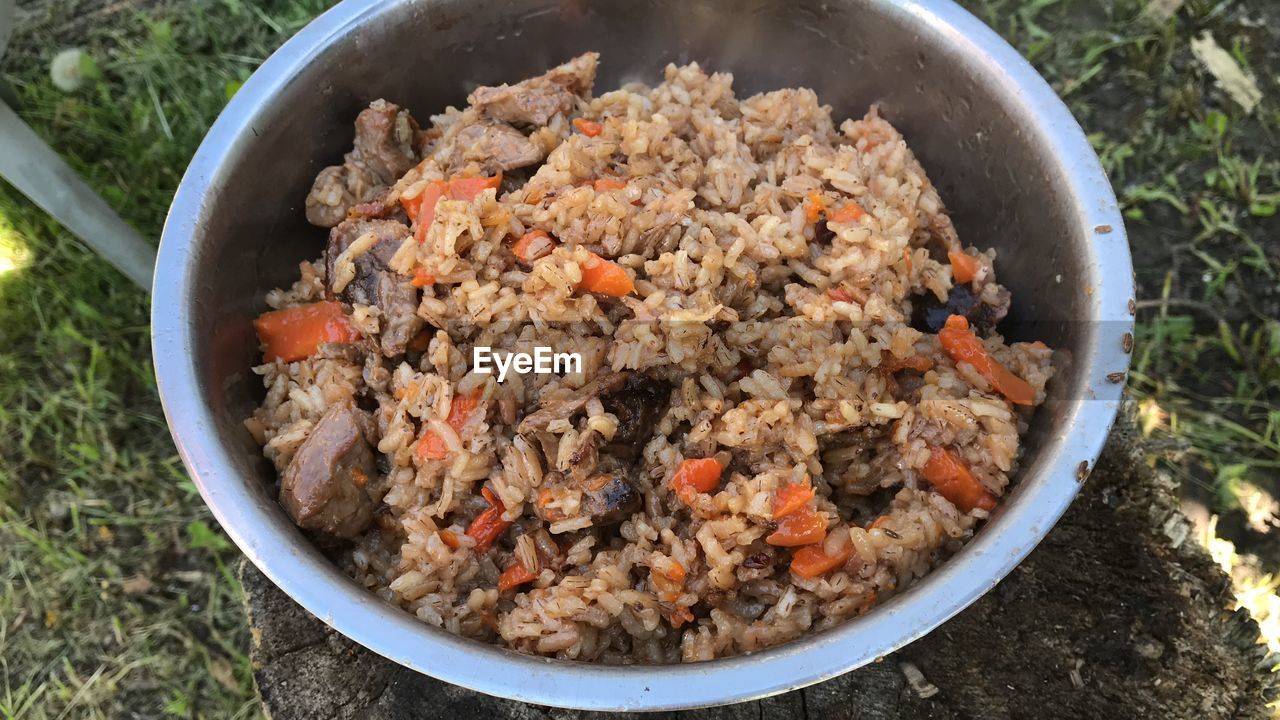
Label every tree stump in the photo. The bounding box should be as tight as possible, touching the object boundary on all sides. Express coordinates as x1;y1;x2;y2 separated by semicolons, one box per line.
241;406;1276;719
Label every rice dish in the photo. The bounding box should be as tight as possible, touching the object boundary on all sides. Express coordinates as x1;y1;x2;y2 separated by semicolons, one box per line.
245;52;1053;663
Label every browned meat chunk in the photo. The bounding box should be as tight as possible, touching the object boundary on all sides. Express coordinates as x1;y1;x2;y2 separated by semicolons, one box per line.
894;369;927;402
451;121;544;173
315;342;365;364
600;374;671;460
910;284;1006;336
375;276;422;357
305;100;421;228
534;468;641;528
325;219;405;300
468;52;598;127
351;101;420;181
517;371;629;434
580;471;641;525
325;218;423;356
280;400;377;538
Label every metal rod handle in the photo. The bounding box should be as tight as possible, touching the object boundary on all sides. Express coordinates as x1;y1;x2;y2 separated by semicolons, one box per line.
0;101;156;289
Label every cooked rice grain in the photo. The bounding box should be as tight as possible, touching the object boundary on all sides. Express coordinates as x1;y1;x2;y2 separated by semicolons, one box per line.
248;53;1053;663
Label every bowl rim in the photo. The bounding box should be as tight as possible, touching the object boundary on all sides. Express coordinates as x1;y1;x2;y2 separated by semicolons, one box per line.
152;0;1134;710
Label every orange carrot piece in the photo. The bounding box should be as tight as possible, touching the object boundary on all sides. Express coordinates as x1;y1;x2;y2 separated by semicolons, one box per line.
903;247;914;273
448;173;503;202
828;287;853;303
409;182;448;242
407;175;501;242
438;529;461;549
498;560;539;592
417;389;484;461
572;117;603;137
827;202;864;223
577;252;635;297
948;250;980;284
651;560;686;601
773;482;815;519
922;446;996;512
766;508;827;547
465;505;508;552
805;191;826;224
790;543;853;578
938;314;1036;406
400;186;425;222
513;230;555;264
410;268;436;287
593;177;628;191
465;489;510;553
404;180;447;223
882;352;934;373
665;605;695;629
253;301;360;363
669;458;723;503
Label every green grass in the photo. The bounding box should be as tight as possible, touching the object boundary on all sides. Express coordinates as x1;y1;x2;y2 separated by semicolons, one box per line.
962;0;1280;677
968;0;1280;502
0;0;1276;716
0;1;331;717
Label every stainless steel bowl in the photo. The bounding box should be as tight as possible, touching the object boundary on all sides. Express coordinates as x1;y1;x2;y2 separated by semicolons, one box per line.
152;0;1133;709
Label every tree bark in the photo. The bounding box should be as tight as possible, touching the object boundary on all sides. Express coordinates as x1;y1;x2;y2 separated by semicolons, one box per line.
241;405;1276;719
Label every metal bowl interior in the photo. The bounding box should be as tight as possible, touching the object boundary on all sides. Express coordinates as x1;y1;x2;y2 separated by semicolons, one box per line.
152;0;1133;710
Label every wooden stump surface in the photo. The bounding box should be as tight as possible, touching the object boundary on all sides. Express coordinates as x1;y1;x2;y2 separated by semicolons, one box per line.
241;407;1276;719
